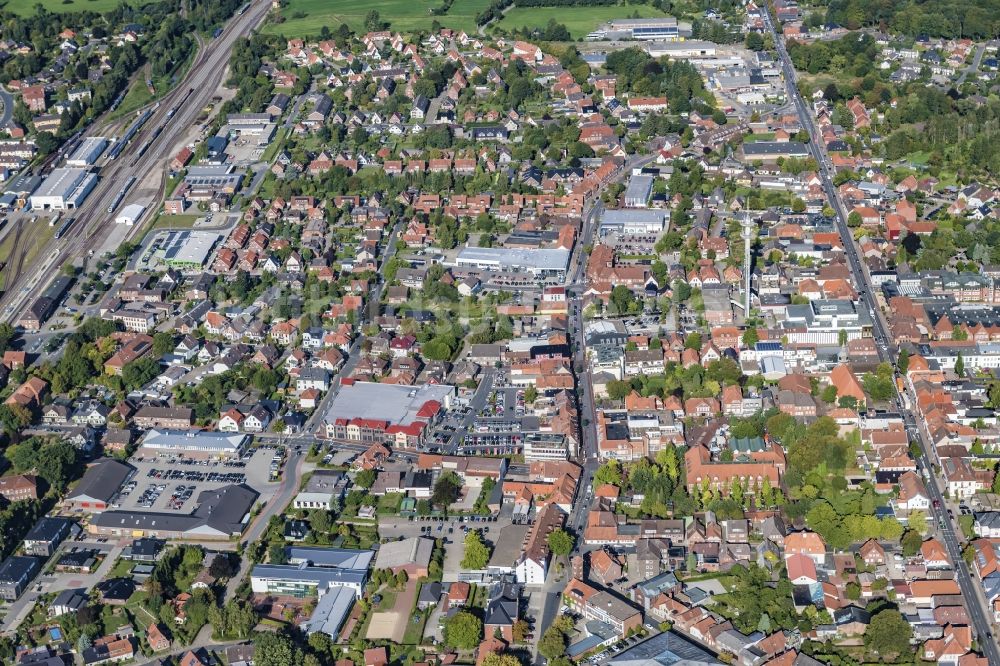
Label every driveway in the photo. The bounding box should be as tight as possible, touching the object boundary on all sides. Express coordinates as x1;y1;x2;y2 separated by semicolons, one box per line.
423;591;446;642
441;534;465;583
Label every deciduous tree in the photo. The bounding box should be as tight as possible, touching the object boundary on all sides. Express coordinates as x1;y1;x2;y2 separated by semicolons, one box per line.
547;529;574;557
443;611;483;650
461;530;491;569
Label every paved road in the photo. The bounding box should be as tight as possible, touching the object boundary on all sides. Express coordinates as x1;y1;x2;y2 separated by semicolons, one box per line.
0;540;125;632
445;368;495;452
762;7;1000;661
134;640;244;666
530;154;654;666
0;84;13;127
224;448;306;599
957;43;986;86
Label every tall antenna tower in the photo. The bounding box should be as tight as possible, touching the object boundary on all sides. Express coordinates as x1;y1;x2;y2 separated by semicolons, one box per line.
742;214;754;316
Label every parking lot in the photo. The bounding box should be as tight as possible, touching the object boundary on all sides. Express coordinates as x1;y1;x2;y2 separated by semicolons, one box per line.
111;447;279;513
479;387;525;419
377;513;504;541
318;446;361;467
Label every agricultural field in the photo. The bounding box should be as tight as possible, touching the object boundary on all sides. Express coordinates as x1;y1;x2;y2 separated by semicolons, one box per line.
495;3;669;39
1;0;127;15
264;0;493;37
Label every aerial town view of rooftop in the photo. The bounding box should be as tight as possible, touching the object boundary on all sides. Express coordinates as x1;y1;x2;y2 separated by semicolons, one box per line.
0;0;998;664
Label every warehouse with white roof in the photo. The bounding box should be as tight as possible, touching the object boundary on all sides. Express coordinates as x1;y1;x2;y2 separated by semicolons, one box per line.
115;203;145;226
66;137;108;167
29;167;98;210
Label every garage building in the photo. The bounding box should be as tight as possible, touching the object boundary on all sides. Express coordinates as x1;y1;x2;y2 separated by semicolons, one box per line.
116;203;146;226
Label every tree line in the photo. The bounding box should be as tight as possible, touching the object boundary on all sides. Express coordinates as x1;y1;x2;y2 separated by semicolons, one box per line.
825;0;1000;39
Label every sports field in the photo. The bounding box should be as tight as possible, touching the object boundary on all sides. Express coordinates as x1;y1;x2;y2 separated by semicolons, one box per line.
2;0;126;15
496;3;669;39
265;0;493;37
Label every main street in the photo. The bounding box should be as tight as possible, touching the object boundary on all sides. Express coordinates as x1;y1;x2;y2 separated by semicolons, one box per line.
762;7;1000;658
0;0;273;325
529;153;656;666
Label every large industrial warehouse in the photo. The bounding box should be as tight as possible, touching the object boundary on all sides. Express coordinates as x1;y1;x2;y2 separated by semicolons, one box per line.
29;167;98;210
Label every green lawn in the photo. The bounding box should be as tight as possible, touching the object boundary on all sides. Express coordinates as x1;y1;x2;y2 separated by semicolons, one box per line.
107;557;135;578
937;170;959;187
262;127;289;164
495;3;669;39
265;0;493;37
375;587;398;610
139;213;200;244
113;82;154;120
904;151;932;166
401;606;428;645
1;0;126;15
377;492;404;515
152;213;201;230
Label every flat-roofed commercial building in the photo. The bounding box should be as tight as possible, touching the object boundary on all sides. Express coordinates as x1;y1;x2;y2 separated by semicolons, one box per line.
623;175;654;208
158;230;222;269
66;137;108;167
138;429;249;459
647;40;718;58
598;208;667;236
454;247;571;278
742;141;810;161
29;167;98;210
322;381;454;447
608;17;679;40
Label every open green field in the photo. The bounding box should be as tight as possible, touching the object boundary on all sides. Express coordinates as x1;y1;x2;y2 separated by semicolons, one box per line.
1;0;126;15
496;3;668;39
151;213;201;231
903;150;932;166
265;0;493;37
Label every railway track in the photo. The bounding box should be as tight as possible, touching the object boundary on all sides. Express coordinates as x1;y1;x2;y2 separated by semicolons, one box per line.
9;220;27;286
3;219;25;289
0;0;272;324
